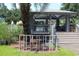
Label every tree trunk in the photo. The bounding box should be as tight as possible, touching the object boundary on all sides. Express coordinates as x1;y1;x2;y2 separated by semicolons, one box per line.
20;3;30;34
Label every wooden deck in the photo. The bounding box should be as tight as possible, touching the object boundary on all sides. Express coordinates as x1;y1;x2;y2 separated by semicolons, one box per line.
18;32;79;54
56;32;79;55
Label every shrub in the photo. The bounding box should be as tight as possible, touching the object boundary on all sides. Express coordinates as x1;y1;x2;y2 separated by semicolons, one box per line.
0;22;11;40
0;22;12;45
9;24;23;41
0;21;23;45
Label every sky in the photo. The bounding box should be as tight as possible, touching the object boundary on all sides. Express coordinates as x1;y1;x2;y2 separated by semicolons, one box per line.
31;3;62;11
46;3;62;10
5;3;62;10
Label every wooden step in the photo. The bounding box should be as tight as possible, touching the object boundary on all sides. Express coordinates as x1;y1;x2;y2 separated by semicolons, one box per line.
56;32;79;43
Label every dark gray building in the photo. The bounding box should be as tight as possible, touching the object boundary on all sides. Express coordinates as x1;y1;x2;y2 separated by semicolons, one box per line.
29;10;77;35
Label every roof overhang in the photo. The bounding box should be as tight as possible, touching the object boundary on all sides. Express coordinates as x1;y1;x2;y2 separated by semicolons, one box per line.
31;10;77;18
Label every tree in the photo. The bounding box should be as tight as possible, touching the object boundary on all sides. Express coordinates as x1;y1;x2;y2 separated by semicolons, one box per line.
0;3;8;18
11;3;16;9
34;3;49;11
0;3;21;24
5;9;21;24
61;3;79;21
19;3;30;34
61;3;79;30
5;3;21;24
19;3;49;34
61;3;79;12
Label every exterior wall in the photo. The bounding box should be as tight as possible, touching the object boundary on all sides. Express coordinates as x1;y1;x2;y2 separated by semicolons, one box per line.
30;18;50;35
30;12;76;34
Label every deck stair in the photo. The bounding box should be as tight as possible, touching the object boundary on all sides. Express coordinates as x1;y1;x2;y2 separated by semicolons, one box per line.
56;32;79;54
56;32;79;44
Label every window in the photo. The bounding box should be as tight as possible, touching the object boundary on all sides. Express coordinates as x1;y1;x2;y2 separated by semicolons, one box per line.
33;19;48;32
36;27;44;31
35;19;46;25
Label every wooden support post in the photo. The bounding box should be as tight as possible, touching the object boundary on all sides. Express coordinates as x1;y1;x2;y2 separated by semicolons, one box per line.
66;16;70;32
56;19;60;31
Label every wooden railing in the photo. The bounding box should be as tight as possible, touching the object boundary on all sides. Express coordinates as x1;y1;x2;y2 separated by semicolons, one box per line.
19;34;59;51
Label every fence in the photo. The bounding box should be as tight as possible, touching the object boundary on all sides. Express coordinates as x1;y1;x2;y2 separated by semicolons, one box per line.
19;34;59;51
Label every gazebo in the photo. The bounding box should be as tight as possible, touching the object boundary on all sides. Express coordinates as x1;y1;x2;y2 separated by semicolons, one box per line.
19;10;77;51
29;10;77;35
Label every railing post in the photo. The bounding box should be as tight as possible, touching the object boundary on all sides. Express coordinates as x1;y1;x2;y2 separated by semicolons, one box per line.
50;35;53;51
19;34;21;51
30;35;32;50
43;35;45;51
23;35;25;50
38;35;40;51
53;35;56;50
53;34;59;51
25;35;27;50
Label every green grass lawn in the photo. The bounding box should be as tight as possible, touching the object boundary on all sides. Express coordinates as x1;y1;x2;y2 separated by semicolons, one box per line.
0;45;76;56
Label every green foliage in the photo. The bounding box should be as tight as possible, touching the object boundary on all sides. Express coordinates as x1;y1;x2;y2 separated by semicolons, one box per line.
0;3;8;17
61;3;79;24
0;21;23;41
0;45;76;56
0;3;21;24
0;22;11;40
0;21;23;45
5;9;21;24
61;3;79;12
9;24;23;40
